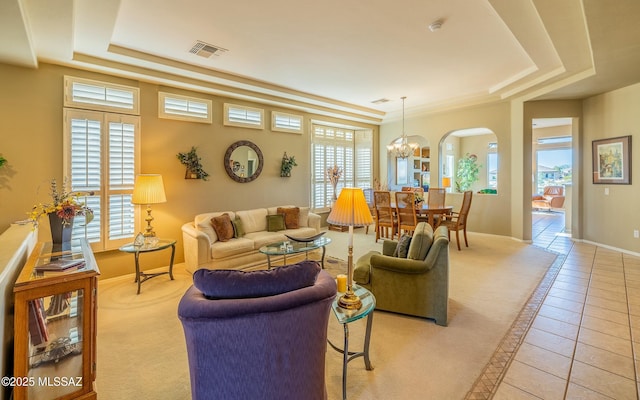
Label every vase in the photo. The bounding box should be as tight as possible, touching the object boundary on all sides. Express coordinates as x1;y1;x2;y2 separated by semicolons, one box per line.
49;213;73;245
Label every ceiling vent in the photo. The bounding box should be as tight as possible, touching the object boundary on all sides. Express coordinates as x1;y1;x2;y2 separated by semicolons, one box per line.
189;41;227;58
371;98;390;104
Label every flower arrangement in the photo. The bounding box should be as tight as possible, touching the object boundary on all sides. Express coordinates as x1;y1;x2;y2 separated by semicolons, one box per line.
414;193;425;205
326;165;342;186
280;152;298;177
29;179;94;227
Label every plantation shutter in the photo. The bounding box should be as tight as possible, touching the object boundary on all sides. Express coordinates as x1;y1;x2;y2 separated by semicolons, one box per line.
311;125;361;211
65;109;139;251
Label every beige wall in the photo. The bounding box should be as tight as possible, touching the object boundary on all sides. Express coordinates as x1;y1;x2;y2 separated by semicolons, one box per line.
380;101;512;236
0;63;378;278
2;61;640;279
582;83;640;252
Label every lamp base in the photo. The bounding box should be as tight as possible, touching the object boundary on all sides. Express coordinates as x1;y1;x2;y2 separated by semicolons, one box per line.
338;290;362;310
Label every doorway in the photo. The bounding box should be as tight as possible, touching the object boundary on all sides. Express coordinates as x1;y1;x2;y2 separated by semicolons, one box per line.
531;118;573;250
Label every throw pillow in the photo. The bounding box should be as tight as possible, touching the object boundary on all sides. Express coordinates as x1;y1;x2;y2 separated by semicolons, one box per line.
277;207;300;229
231;216;245;238
211;213;235;242
393;234;412;258
266;214;285;232
407;222;433;260
193;260;321;299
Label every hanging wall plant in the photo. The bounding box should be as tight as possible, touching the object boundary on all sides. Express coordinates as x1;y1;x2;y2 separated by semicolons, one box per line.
280;152;297;177
177;146;209;180
455;153;481;192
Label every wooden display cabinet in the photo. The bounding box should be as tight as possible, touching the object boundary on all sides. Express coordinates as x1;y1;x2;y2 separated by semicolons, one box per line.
13;239;99;400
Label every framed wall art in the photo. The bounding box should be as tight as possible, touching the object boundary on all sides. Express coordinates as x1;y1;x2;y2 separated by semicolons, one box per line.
592;135;631;184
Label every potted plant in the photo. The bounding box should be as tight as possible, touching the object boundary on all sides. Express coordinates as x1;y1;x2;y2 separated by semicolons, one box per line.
455;153;481;192
0;155;6;168
280;152;297;177
177;146;209;180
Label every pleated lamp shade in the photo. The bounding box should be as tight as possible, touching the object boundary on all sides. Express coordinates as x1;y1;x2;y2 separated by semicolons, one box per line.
132;174;167;205
326;188;373;227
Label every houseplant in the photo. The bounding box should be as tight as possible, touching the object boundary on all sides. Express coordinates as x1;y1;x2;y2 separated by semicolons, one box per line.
280;152;297;177
0;155;6;169
29;178;94;243
455;153;481;192
177;146;209;180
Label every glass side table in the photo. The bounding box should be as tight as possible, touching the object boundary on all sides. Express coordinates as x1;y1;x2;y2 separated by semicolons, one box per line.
119;238;176;294
328;284;376;400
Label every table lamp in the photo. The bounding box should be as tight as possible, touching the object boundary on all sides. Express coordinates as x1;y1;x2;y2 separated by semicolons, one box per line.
326;188;373;310
442;177;451;190
132;174;167;237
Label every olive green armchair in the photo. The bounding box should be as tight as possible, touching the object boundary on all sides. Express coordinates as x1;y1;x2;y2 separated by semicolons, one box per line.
354;222;450;326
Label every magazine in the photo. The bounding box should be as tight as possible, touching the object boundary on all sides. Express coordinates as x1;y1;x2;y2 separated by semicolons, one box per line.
35;259;85;272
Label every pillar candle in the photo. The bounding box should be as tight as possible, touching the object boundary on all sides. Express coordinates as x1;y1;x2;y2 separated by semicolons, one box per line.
336;274;347;293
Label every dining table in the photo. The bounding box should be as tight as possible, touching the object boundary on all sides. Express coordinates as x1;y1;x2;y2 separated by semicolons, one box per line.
392;203;454;227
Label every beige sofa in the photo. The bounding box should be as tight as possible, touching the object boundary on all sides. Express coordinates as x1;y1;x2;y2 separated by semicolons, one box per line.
182;206;320;272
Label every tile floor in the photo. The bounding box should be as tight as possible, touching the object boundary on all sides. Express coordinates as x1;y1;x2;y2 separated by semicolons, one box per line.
468;211;640;399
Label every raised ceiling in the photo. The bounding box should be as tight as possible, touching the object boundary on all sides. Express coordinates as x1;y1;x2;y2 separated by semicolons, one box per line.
1;0;639;124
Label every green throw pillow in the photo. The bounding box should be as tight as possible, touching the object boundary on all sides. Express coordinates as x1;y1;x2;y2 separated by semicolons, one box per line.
393;234;412;258
232;216;245;238
266;214;285;232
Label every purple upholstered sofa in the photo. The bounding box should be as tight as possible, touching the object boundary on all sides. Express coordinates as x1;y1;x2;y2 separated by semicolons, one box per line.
178;260;336;400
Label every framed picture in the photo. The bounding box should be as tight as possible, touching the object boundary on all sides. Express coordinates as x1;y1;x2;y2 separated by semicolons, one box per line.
396;158;408;185
592;135;632;184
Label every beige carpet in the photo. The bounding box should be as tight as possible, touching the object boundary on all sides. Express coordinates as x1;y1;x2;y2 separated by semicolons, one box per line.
96;230;556;399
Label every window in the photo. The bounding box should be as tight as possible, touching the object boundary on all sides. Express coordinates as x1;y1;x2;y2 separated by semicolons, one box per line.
224;103;264;129
64;76;139;115
63;77;140;252
272;111;303;133
311;124;372;211
158;92;212;123
487;142;498;189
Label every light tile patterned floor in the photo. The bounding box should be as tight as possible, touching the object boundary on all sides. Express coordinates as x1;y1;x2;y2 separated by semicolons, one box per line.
466;211;640;400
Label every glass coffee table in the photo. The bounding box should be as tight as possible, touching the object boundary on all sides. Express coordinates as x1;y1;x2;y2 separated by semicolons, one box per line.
259;236;331;269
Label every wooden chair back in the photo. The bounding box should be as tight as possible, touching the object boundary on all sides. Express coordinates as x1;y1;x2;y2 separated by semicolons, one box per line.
457;190;473;226
395;191;417;235
374;191;396;241
428;188;446;208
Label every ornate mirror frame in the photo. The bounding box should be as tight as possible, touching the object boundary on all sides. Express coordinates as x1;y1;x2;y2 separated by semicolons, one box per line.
224;140;264;183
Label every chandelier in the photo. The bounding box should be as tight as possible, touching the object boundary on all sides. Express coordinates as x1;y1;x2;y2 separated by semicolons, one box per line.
386;96;419;159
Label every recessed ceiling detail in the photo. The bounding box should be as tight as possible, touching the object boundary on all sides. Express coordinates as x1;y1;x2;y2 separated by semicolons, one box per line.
189;41;227;58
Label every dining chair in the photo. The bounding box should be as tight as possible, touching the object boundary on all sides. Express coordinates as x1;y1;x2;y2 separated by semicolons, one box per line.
374;191;397;242
363;188;375;234
402;186;425;194
439;190;473;250
427;188;447;227
395;191;418;236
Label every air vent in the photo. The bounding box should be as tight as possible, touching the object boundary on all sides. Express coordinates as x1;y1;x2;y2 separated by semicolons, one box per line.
189;41;228;58
371;98;390;104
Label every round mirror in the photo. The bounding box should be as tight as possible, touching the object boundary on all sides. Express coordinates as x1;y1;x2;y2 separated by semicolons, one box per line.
224;140;264;183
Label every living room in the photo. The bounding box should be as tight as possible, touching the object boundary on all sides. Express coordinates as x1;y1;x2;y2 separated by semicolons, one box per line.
2;0;640;399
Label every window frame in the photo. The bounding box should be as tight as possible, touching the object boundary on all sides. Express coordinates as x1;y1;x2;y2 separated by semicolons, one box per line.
63;76;141;252
158;92;212;123
271;111;303;134
223;103;264;129
64;76;140;115
310;123;372;212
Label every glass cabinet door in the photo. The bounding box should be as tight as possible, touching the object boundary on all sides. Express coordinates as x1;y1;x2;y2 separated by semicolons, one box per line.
26;289;85;399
